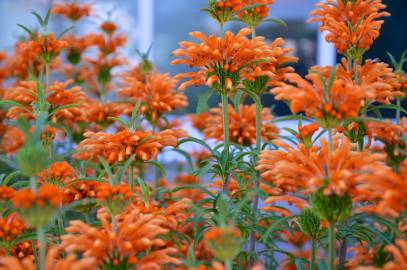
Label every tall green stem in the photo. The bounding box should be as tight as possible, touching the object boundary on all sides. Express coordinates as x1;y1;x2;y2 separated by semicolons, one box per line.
249;99;262;259
328;128;333;152
328;222;336;270
129;164;134;193
30;176;38;194
225;260;232;270
396;98;401;125
220;23;224;37
311;237;317;270
37;226;46;270
112;215;117;233
221;92;230;193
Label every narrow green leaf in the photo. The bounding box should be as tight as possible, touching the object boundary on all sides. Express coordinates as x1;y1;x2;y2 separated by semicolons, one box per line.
196;89;213;114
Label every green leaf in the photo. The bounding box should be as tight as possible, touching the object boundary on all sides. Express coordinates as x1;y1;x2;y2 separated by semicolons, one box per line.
178;137;213;152
233;90;245;112
43;6;52;27
366;104;407;114
265;18;287;27
145;160;166;176
116;155;135;184
31;11;44;27
57;25;75;39
196;89;213;114
97;156;115;185
171;184;215;197
17;24;34;37
0;100;32;113
49;104;79;117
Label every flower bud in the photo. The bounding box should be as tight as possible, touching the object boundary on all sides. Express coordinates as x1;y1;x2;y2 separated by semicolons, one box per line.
204;226;242;261
311;189;352;223
16;143;49;177
298;208;322;239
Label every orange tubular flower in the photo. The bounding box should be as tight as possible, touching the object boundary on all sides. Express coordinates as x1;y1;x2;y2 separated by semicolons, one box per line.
0;214;26;245
11;184;63;227
206;0;243;25
4;80;87;125
256;136;388;196
74;129;182;164
204;104;279;146
0;246;96;270
365;118;406;166
119;70;188;123
172;28;275;93
24;33;67;63
61;209;181;269
237;0;275;27
355;161;407;218
309;0;389;56
52;1;91;21
96;183;133;215
37;161;76;186
356;239;407;270
312;59;402;104
0;126;25;155
271;72;364;127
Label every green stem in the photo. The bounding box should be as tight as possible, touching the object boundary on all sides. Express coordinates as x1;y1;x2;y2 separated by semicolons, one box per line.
396;98;401;125
328;128;333;152
112;215;117;233
37;226;46;270
249;99;262;260
225;260;232;270
220;23;224;37
328;222;336;270
129;164;134;193
45;63;50;91
30;176;38;194
251;27;256;39
221;92;230;194
311;237;317;270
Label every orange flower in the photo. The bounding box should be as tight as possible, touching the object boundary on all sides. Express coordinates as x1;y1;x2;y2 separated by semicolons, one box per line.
96;183;133;215
203;104;279;145
356;239;407;270
312;59;403;104
52;1;91;21
0;126;25;155
296;122;320;147
61;209;181;268
172;28;275;93
0;214;26;243
119;70;188;122
0;246;96;270
272;72;364;127
74;129;181;164
63;180;98;204
355;161;407;218
37;161;76;186
206;0;243;24
237;0;275;27
11;184;63;227
12;184;62;209
24;33;67;63
4;80;87;126
189;112;211;132
366;118;406;153
257;136;389;196
309;0;389;56
9;241;34;260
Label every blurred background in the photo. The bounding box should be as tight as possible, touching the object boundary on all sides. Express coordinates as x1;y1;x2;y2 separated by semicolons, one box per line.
0;0;406;115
